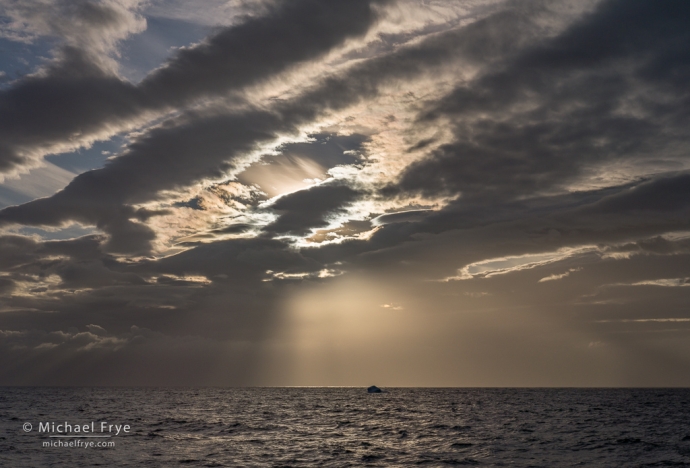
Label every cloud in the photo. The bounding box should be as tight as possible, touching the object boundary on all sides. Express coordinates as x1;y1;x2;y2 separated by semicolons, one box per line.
0;0;147;62
538;267;582;283
386;0;690;202
442;247;596;281
149;236;322;285
2;0;690;386
0;0;563;227
0;0;554;254
139;0;390;105
585;175;690;214
613;278;690;288
263;182;362;236
0;0;388;177
0;109;296;253
0;325;270;385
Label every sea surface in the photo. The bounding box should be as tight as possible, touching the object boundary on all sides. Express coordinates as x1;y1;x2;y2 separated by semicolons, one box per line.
1;387;690;467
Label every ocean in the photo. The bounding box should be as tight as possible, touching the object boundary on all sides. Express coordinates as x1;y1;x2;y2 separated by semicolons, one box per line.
1;387;689;467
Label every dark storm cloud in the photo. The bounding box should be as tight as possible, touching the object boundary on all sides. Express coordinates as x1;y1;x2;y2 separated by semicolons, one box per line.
0;1;553;250
150;236;322;283
0;234;302;340
0;234;324;356
264;182;361;236
0;236;302;318
388;0;690;201
139;0;388;105
3;0;690;387
0;47;143;172
0;233;104;270
0;234;41;269
5;0;685;269
0;110;290;253
0;277;15;295
0;0;387;174
0;234;148;292
604;236;690;257
274;0;547;115
585;175;690;214
304;171;690;281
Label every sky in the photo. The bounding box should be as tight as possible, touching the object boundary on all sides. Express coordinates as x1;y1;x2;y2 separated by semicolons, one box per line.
0;0;689;387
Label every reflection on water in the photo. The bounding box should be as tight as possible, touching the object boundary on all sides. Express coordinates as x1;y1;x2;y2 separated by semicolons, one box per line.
1;387;689;466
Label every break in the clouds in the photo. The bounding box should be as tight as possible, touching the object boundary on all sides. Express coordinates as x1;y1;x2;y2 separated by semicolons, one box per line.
0;0;689;386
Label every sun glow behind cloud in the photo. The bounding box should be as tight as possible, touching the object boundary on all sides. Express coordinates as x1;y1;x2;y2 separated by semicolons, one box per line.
1;0;690;386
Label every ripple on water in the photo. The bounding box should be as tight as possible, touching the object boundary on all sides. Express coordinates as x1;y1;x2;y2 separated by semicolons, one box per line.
0;388;689;467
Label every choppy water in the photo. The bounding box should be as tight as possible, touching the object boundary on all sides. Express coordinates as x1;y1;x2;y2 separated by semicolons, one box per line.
1;388;690;467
